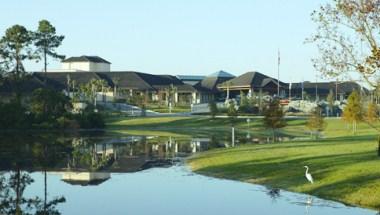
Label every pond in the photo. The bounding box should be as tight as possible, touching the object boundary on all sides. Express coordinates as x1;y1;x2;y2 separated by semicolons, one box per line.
0;132;377;215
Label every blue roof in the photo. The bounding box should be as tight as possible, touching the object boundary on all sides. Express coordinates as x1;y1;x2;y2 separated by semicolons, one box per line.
208;70;235;78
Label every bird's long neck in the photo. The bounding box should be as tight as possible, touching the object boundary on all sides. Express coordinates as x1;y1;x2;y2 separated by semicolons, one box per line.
305;167;309;174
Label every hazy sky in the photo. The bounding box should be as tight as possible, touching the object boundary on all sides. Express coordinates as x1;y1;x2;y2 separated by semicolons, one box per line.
1;0;328;82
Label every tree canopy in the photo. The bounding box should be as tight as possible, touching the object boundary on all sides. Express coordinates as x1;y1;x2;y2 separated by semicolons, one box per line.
309;0;380;87
342;91;363;133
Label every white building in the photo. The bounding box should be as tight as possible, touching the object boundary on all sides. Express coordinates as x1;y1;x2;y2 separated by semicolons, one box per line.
61;55;111;72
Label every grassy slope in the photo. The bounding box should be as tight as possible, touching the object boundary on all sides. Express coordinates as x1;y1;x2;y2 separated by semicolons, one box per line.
188;118;380;210
106;115;307;137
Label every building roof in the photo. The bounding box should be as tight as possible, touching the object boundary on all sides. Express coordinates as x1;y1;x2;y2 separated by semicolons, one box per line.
291;81;367;95
0;75;45;94
31;71;195;92
194;76;233;93
177;75;205;81
218;71;287;89
62;56;111;64
208;70;235;78
33;72;104;90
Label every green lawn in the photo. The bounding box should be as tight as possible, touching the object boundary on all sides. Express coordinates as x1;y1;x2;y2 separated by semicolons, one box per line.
145;104;191;113
106;115;308;137
188;119;380;210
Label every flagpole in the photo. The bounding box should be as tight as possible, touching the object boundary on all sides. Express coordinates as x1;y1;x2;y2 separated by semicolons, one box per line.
277;49;280;97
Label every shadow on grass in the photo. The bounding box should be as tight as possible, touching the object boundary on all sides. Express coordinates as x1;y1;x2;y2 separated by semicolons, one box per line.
192;150;380;209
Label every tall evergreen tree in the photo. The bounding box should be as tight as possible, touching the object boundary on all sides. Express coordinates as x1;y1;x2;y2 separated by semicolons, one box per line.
34;20;65;84
0;25;33;78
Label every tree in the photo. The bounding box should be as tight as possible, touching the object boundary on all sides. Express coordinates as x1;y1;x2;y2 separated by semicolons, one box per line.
165;84;177;113
208;100;218;119
30;88;71;121
326;89;335;116
366;102;378;123
309;0;380;88
306;106;326;139
263;99;287;142
227;100;238;123
342;91;363;134
80;79;108;105
239;91;250;113
0;25;33;78
34;20;65;84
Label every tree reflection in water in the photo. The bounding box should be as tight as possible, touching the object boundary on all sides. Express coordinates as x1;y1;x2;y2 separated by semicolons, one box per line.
0;134;68;215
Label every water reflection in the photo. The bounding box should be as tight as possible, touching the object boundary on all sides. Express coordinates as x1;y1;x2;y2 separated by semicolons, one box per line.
0;133;377;215
0;132;232;214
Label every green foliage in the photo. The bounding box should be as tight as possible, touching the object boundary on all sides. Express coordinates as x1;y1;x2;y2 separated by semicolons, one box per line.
239;91;251;113
306;106;326;139
79;78;109;103
75;112;105;129
309;1;380;88
208;100;218;119
227;100;238;123
263;99;286;141
366;102;378;123
33;19;65;82
326;89;335;116
0;24;33;77
0;101;32;129
31;88;71;122
342;91;363;133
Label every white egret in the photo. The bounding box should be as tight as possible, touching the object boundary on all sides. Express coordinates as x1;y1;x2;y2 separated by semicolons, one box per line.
304;166;314;184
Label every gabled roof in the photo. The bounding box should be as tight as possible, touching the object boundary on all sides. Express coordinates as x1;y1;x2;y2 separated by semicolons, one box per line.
62;56;111;64
32;71;195;92
0;75;45;94
98;72;153;90
33;72;103;90
208;70;235;78
218;71;287;89
194;76;233;93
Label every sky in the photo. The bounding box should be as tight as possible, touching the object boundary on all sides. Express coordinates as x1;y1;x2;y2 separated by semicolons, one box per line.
1;0;329;83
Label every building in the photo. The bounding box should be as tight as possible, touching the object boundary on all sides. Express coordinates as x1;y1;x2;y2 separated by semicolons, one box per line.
177;75;205;86
32;71;197;104
290;81;368;101
217;71;288;98
193;70;235;103
61;56;111;72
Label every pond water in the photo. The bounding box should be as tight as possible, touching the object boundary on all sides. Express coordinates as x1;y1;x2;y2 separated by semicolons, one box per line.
0;132;377;215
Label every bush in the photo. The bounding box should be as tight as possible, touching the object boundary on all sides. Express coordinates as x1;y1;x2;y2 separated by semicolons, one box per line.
75;112;105;129
0;101;32;129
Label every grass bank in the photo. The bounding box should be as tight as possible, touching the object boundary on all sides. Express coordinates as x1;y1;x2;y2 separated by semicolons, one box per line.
106;115;307;137
188;119;380;210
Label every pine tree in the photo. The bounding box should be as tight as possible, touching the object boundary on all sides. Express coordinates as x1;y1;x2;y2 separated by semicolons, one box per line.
342;91;363;134
263;99;287;142
306;106;326;139
34;20;65;84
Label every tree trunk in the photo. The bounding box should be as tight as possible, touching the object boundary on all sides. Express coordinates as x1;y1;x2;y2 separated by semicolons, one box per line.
44;47;47;85
44;170;47;213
